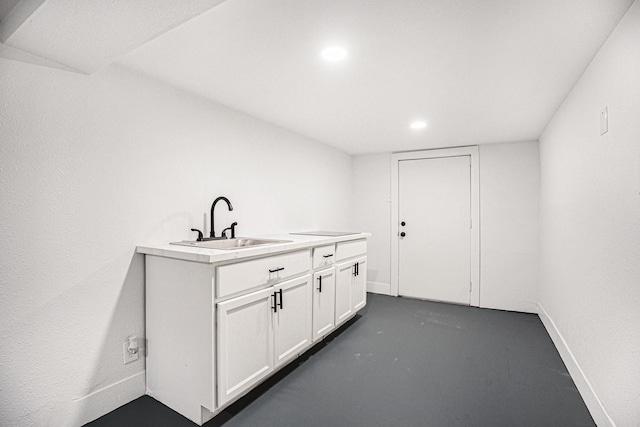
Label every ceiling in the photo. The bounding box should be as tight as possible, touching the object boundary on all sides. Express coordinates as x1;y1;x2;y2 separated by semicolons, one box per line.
1;0;635;154
0;0;226;73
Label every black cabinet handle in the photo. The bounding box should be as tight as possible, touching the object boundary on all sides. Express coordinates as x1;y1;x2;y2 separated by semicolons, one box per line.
356;262;359;276
400;232;406;237
401;221;406;226
271;292;278;313
277;289;283;309
317;275;322;292
322;254;334;259
269;267;285;273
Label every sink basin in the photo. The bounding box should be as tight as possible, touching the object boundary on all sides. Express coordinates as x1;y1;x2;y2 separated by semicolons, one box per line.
171;237;292;250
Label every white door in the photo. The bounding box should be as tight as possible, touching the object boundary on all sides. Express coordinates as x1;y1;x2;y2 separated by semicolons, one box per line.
398;156;471;304
312;268;336;342
217;287;274;406
352;256;367;311
335;261;354;325
273;275;312;367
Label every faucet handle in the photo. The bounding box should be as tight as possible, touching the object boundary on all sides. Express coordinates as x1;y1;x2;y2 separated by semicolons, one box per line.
221;222;238;239
190;228;204;241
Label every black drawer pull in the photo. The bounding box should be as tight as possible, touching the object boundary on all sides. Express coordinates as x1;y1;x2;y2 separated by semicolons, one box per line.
271;292;278;313
322;254;334;259
317;275;322;292
277;289;283;309
269;267;285;273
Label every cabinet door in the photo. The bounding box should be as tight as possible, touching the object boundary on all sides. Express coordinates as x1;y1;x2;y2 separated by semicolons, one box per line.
273;275;312;367
352;256;367;311
217;287;274;406
335;261;355;326
312;268;336;342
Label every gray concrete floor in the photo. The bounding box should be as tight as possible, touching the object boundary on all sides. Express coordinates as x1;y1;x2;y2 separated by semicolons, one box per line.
87;294;595;426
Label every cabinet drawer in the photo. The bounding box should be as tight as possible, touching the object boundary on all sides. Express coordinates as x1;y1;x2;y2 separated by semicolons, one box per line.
312;244;336;269
217;250;311;298
335;239;367;262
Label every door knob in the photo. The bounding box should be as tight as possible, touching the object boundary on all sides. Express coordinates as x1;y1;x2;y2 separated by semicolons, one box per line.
400;232;406;237
401;221;406;226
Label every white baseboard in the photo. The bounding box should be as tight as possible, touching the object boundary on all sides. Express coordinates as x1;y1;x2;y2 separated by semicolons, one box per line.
537;304;615;427
367;281;391;295
51;371;146;426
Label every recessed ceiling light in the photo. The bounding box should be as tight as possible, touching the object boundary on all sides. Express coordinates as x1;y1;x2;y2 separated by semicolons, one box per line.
410;121;427;130
321;46;348;61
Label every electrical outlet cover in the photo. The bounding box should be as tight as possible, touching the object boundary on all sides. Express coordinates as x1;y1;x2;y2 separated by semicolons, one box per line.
123;341;139;364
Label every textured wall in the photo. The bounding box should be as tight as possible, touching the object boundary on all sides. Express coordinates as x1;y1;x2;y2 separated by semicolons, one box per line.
0;60;352;425
538;1;640;425
479;141;539;313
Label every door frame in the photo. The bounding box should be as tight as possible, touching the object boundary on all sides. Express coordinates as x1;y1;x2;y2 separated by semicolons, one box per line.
390;146;480;307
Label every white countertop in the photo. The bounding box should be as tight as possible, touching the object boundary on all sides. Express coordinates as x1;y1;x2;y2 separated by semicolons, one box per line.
136;232;370;264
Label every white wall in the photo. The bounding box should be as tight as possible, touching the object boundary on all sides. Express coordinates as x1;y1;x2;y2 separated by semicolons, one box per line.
352;154;391;293
352;143;540;313
537;1;640;425
0;60;352;426
479;141;539;313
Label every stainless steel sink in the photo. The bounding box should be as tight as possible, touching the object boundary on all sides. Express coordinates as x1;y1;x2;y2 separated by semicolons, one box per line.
171;237;292;250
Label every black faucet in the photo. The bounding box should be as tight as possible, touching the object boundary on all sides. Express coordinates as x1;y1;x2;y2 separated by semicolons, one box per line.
222;222;237;239
211;196;233;238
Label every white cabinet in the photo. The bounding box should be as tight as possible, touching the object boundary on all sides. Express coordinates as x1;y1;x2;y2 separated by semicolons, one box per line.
217;275;311;406
335;256;367;326
312;244;335;269
274;276;312;367
335;239;367;262
352;256;367;311
217;287;274;406
217;249;310;298
312;268;336;342
140;235;368;425
335;261;354;325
